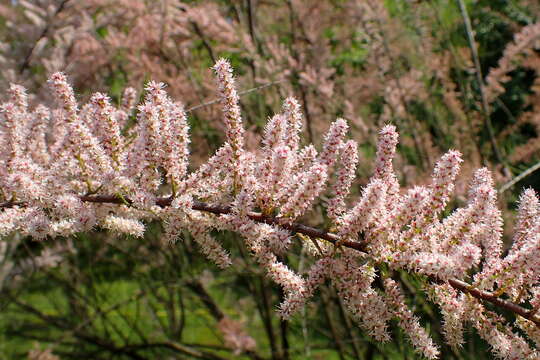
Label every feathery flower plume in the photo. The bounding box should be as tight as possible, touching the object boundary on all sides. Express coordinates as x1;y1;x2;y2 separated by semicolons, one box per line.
430;284;466;349
49;73;114;183
259;145;294;210
373;125;400;204
48;72;78;124
392;186;430;229
164;102;190;188
8;84;28;111
121;87;138;112
427;150;463;218
89;93;124;167
384;278;439;359
279;162;328;221
212;58;245;158
278;258;329;317
102;215;145;238
213;58;246;190
328;254;392;341
477;233;540;292
224;190;308;317
399;242;481;281
186;211;233;269
262;114;287;150
327;139;358;221
180;143;233;195
0;207;25;237
117;87;137;129
509;188;540;257
471;185;503;273
318;118;348;168
469;302;538;359
274;145;319;204
138;82;167;168
295;145;318;171
485;22;540;103
338;179;387;240
282;97;303;152
27;105;51;166
374;125;398;178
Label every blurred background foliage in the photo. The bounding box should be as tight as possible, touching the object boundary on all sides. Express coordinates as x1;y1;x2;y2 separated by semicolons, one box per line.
0;0;539;358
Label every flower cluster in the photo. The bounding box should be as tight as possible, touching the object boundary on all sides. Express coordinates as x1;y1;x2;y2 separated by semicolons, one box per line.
1;59;540;359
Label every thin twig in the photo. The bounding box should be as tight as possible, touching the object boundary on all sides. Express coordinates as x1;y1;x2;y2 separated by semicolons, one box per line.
19;0;71;74
456;0;510;177
320;287;347;360
499;160;540;193
186;79;286;113
185;279;265;360
190;20;216;64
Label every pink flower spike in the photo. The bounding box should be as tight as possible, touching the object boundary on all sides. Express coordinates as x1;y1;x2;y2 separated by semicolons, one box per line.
212;58;245;158
279;162;328;221
338;179;387;240
427;150;463;217
479;233;540;292
262;114;287;150
102;215;145;238
374;125;399;180
431;284;466;349
121;87;138;114
165;102;190;186
260;145;294;210
48;72;79;124
179;143;233;194
384;278;440;359
8;84;28;111
90;92;123;167
318;118;348;168
467;169;503;273
467;167;495;203
393;186;430;229
374;125;400;206
278;257;329;318
327;139;358;221
0;103;25;164
282;97;303;151
509;188;540;256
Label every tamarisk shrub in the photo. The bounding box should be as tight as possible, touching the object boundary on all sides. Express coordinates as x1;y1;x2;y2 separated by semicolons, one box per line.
1;58;540;359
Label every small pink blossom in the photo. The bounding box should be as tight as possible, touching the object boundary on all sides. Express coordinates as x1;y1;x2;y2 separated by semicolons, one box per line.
212;58;244;158
279;162;328;221
327;139;358;221
282;97;303;151
338;179;387;240
318;118;348;168
102;215;145;237
384;278;439;359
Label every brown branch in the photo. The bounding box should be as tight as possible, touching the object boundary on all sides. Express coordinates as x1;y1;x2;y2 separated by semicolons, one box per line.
189;20;216;64
446;278;540;324
498;160;540;194
3;194;539;327
19;0;71;74
185;279;225;320
124;342;229;360
320;286;347;360
185;279;264;360
456;0;510;177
